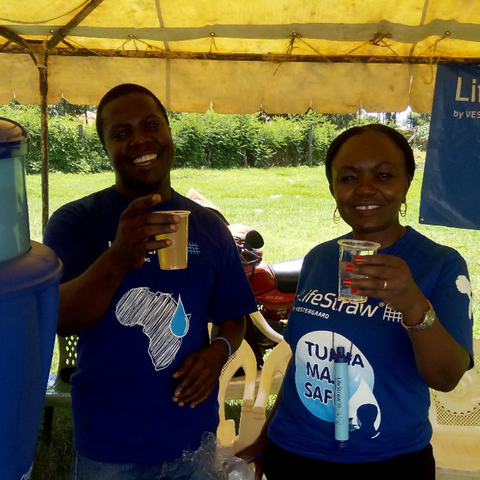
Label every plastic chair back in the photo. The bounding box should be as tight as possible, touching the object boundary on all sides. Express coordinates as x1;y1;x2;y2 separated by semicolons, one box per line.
42;335;77;442
217;340;258;451
430;338;480;473
251;341;291;435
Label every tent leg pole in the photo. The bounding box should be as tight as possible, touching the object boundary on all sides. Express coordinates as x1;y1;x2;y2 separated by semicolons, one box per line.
39;54;49;235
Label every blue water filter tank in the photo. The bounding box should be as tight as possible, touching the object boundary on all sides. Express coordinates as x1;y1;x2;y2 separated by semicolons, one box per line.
0;118;63;479
0;118;31;263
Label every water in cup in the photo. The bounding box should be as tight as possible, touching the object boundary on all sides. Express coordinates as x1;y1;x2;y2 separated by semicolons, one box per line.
337;239;380;303
155;210;190;270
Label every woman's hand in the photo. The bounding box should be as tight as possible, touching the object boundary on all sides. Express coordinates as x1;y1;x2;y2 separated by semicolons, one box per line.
344;253;428;320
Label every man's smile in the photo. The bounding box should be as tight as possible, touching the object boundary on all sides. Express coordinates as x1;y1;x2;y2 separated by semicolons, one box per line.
133;153;158;165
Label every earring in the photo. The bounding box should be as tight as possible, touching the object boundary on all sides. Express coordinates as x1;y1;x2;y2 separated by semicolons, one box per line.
400;201;407;217
333;207;341;224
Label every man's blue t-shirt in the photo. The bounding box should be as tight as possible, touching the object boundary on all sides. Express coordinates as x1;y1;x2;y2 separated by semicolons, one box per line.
43;187;257;464
268;227;473;463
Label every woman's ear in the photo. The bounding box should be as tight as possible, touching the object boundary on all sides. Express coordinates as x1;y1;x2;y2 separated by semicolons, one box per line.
404;175;413;199
329;183;335;197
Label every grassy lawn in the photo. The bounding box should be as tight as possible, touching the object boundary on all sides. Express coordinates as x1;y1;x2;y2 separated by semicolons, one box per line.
28;165;480;478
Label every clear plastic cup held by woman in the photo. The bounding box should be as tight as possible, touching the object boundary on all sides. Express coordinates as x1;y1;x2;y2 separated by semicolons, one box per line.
337;239;380;303
155;210;190;270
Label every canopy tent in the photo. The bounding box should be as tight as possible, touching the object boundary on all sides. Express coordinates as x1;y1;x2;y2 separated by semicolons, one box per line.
1;0;480;228
2;0;480;114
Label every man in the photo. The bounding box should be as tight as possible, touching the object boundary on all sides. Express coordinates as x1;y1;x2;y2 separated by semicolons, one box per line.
43;83;257;479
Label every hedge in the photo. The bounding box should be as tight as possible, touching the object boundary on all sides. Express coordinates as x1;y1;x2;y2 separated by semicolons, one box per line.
0;105;108;174
1;104;425;174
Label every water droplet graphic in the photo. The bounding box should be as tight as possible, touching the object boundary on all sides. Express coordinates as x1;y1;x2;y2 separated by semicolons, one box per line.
170;295;189;337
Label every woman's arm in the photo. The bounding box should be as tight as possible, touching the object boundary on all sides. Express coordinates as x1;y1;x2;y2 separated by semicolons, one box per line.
349;253;471;392
399;299;471;391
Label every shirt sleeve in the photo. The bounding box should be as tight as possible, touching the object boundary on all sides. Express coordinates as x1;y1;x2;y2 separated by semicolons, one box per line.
43;203;98;283
428;249;474;368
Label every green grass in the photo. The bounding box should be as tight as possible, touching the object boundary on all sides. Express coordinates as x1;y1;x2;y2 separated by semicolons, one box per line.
29;165;480;478
33;409;73;480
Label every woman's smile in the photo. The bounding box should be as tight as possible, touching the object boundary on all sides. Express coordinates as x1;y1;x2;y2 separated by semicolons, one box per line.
355;204;380;212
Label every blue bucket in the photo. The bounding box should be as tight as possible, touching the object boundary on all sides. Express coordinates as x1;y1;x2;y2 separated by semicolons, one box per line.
0;242;62;479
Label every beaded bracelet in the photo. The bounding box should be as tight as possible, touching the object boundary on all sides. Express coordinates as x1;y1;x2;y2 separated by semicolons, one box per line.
213;336;232;359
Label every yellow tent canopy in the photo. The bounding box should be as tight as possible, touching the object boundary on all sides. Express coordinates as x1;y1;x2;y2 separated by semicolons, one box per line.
2;0;480;114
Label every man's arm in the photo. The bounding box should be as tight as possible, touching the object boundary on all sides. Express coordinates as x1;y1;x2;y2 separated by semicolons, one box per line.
172;316;247;408
56;194;180;336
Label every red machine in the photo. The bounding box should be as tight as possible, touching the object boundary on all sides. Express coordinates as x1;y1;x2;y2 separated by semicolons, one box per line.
228;223;302;334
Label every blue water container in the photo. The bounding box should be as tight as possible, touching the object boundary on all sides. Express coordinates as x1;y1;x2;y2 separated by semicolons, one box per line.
0;118;63;479
0;118;31;263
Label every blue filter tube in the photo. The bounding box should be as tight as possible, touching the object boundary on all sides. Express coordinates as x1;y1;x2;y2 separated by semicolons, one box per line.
334;346;349;446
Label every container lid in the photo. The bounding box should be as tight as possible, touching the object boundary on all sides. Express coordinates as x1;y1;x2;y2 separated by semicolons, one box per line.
0;241;63;299
0;117;31;159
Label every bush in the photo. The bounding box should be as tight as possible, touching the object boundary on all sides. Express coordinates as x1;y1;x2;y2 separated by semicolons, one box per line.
47;116;109;173
170;110;338;169
170;113;206;168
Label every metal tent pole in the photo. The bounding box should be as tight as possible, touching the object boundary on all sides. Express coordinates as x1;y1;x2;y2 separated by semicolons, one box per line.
39;53;49;234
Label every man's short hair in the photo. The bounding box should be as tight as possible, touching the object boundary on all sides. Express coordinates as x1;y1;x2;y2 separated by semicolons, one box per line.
96;84;169;145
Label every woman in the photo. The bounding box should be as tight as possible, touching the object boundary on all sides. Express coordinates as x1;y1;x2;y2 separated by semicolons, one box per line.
237;124;473;479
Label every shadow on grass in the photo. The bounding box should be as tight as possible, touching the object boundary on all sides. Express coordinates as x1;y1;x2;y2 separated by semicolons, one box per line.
33;407;74;480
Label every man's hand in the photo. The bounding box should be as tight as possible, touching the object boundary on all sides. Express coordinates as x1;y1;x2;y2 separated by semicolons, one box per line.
172;340;229;408
108;194;180;273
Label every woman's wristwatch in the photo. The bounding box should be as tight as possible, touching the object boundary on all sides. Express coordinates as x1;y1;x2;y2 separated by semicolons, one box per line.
401;300;436;332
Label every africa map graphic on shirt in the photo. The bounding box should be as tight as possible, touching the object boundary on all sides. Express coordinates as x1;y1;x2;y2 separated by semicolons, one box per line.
295;331;380;439
115;287;191;370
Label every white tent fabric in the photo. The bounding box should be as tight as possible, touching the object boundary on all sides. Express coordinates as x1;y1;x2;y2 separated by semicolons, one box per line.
1;0;480;113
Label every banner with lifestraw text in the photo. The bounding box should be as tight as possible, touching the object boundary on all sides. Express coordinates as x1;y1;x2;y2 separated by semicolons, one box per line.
420;64;480;230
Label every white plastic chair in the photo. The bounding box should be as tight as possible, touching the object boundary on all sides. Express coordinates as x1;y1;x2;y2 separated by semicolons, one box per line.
217;338;292;453
217;340;258;452
247;340;292;445
221;311;283;401
430;338;480;476
43;335;77;443
249;311;283;345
